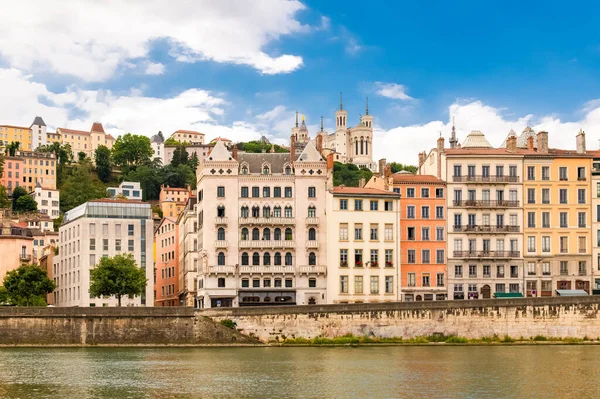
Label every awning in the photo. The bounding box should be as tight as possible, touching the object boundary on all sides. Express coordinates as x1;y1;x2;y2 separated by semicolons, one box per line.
556;289;589;296
494;292;524;298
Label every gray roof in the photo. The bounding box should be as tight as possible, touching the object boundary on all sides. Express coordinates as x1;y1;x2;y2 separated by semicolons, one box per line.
499;127;537;149
150;132;164;143
461;130;492;148
238;152;292;174
31;116;46;127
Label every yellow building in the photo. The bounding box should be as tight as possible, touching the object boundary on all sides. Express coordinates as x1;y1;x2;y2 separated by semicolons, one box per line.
522;130;592;296
56;122;115;159
17;150;57;191
0;125;32;151
47;131;62;145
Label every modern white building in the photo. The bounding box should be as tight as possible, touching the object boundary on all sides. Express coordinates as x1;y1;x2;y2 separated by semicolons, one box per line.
53;199;154;307
326;186;401;303
107;181;143;200
30;182;60;219
195;137;328;308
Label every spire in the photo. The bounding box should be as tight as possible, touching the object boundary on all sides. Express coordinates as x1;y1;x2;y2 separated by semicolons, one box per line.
295;111;299;128
365;97;369;116
339;92;343;110
320;115;324;132
449;116;458;148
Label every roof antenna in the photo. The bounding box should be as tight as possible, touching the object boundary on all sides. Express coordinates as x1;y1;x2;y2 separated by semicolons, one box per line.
366;97;369;115
339;92;343;111
295;111;298;128
320;115;324;132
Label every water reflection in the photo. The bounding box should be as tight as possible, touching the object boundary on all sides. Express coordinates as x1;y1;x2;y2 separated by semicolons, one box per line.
0;346;597;398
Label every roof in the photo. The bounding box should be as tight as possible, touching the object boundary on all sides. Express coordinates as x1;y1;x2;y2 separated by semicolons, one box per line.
90;122;105;133
209;136;232;143
57;127;90;136
392;173;445;184
461;130;492;148
162;187;190;192
296;140;323;162
31;116;46;127
0;124;30;130
332;186;401;197
238;152;292;173
88;198;146;204
207;140;234;161
106;134;115;140
151;133;164;143
556;290;589;297
174;130;204;135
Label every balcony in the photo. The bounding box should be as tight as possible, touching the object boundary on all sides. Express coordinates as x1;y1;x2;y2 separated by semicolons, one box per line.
305;217;320;225
453;200;520;208
453;225;520;233
306;240;319;248
215;240;228;248
208;265;236;275
298;265;327;275
19;254;32;263
453;250;521;259
452;175;519;183
239;265;295;274
239;240;295;249
238;217;295;225
214;217;228;225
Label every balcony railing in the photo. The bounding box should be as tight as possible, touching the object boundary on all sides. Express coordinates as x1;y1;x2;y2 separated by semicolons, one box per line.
298;265;327;275
214;217;228;225
239;240;295;249
452;175;519;183
305;217;320;225
239;265;295;274
453;200;520;208
453;250;521;259
238;217;295;225
215;240;228;248
453;225;520;233
208;265;236;275
306;240;319;248
19;254;32;263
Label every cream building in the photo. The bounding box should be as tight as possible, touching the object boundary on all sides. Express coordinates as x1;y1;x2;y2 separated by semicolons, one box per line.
195;137;328;308
150;132;165;164
56;122;115;160
592;151;600;294
54;199;154;307
30;182;60;219
326;186;400;303
171;129;205;144
177;197;199;307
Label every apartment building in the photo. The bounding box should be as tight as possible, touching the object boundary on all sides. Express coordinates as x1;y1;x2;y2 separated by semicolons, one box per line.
54;199;154;307
196;138;328;308
177;197;199;306
107;181;143;200
31;182;60;219
154;217;179;306
171;129;205;144
56;122;115;159
591;151;600;294
17;150;57;191
160;185;193;218
326;186;400;303
0;156;24;195
0;223;34;280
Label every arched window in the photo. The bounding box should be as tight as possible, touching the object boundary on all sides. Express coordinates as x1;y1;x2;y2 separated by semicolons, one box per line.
274;252;282;265
217;227;225;241
360;138;364;154
241;252;249;265
284;206;292;218
217;252;225;266
285;252;293;266
263;228;271;240
241;206;249;218
241;165;248;175
308;228;316;241
365;139;369;155
273;206;282;217
241;228;249;240
309;252;316;266
355;140;358;155
308;186;316;198
252;252;260;266
263;252;271;265
308;206;316;218
274;228;282;241
252;228;260;240
252;206;259;217
217;206;225;218
263;206;270;218
263;165;270;175
285;228;293;241
285;165;292;175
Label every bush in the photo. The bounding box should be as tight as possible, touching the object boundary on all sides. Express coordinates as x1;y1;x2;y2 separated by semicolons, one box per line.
220;319;237;329
532;335;547;342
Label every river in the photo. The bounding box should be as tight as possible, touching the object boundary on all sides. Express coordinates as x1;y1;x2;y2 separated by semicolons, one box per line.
0;346;596;398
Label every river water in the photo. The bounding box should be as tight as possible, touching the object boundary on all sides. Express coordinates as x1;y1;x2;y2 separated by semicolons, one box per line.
0;346;596;398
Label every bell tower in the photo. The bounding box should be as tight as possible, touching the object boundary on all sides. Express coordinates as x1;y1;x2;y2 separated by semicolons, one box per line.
335;92;347;132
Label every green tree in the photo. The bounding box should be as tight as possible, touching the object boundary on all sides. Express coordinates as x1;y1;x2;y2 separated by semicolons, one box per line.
163;163;196;190
389;162;417;174
94;145;112;183
60;163;107;213
0;155;4;178
165;137;184;146
111;133;153;169
6;141;20;156
15;194;38;213
332;162;373;187
0;185;10;209
122;165;162;201
77;151;87;162
11;186;29;210
188;152;199;171
89;254;147;307
171;145;189;167
2;264;56;306
237;140;288;153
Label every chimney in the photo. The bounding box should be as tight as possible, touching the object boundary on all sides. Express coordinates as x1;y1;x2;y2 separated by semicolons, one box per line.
378;158;386;178
506;135;517;152
536;131;548;153
290;134;296;166
418;152;425;167
358;178;366;188
232;145;238;160
316;134;323;154
437;136;445;153
326;153;334;170
576;129;586;154
527;136;534;151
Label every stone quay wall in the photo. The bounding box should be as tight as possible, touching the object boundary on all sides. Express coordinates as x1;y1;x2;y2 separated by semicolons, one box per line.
200;296;600;343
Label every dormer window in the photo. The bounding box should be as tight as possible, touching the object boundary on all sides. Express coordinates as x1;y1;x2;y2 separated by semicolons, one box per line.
263;165;270;175
285;165;291;175
241;165;248;175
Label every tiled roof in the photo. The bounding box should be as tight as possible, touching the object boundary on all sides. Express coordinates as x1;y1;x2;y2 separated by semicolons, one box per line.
91;122;105;133
0;124;30;129
57;127;90;136
392;174;445;184
162;187;190;192
175;129;204;135
332;186;400;197
238;152;291;173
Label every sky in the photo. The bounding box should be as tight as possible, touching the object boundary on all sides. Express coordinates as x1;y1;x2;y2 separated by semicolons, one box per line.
1;0;600;165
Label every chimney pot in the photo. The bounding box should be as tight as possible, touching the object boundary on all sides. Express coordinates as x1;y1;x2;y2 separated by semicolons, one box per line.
577;130;586;154
527;136;534;151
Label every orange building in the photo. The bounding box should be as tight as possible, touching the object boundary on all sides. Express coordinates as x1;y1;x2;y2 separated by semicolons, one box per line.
394;173;447;301
154;217;180;306
0;156;24;196
159;185;193;218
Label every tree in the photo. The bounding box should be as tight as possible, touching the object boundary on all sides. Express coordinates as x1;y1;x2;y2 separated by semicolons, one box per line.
15;194;37;213
77;151;87;162
389;162;417;174
122;165;162;201
0;155;4;178
0;185;10;209
2;264;56;306
188;152;199;171
237;140;288;153
111;133;153;169
6;141;20;157
171;145;189;167
11;186;29;210
59;163;107;213
332;162;373;187
89;254;147;307
165;137;184;146
163;163;196;190
94;145;112;183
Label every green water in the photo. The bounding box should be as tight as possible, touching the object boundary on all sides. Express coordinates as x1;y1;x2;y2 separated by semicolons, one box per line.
0;346;596;398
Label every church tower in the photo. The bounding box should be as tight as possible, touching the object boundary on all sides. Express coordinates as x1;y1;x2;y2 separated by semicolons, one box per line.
449;116;458;148
335;92;347;132
298;114;309;144
360;97;373;128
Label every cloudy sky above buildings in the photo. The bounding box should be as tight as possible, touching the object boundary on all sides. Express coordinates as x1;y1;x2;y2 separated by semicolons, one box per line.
2;0;600;164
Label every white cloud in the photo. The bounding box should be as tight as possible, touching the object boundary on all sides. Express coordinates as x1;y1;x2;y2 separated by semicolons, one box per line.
374;82;413;100
0;0;309;81
256;105;287;121
144;62;165;75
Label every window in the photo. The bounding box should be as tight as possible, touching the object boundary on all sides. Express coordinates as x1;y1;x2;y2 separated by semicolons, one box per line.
435;206;444;219
559;167;568;181
285;252;293;266
263;165;270;175
422;227;430;241
578;167;586;181
407;206;415;219
340;199;348;210
421;206;429;219
436;188;444;198
578;212;587;228
422;250;430;264
541;166;550;180
285;228;293;240
421;188;429;198
560;261;569;275
252;252;260;265
542;236;550;252
89;238;95;250
128;240;134;251
542;262;550;276
370;200;378;211
510;266;518;278
527;188;535;204
241;252;249;265
274;187;281;197
340;276;349;293
354;249;363;267
263;187;270;198
454;265;463;278
407;250;416;264
340;249;348;266
385;249;393;267
560;212;568;228
406;188;415;198
252;279;260;288
469;265;477;278
354;200;363;211
285;279;293;288
128;224;134;236
370;225;378;240
263;252;271;266
436;249;444;264
579;236;587;254
284;187;292;198
527;212;536;228
218;252;225;266
560;237;568;254
339;224;348;240
578;189;586;204
407;273;416;287
579;261;587;275
385;276;394;293
217;227;225;241
407;227;415;241
274;228;281;240
542;188;550;204
436;227;444;241
241;279;249;288
559;189;568;204
308;187;316;198
217;278;226;288
115;239;121;251
252;186;259;197
103;239;108;251
385;224;393;241
284;206;293;218
308;206;316;218
384;201;393;211
308;228;316;241
354;225;363;240
527;166;535;180
217;186;225;197
308;252;316;266
527;236;536;252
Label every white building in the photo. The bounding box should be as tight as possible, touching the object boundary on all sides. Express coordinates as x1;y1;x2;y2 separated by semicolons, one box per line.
30;116;47;151
53;199;154;307
150;132;165;165
195;137;328;308
326;186;401;303
107;181;143;200
31;182;60;219
177;196;199;307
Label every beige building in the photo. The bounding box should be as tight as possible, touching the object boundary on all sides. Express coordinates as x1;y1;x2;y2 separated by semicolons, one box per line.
196;137;328;308
592;151;600;294
56;122;115;160
177;197;199;306
0;223;34;281
54;199;154;307
326;186;400;303
171;129;205;144
17;150;57;191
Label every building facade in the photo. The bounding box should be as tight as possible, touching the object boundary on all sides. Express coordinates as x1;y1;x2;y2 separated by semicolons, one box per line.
177;197;199;307
0;156;24;196
160;185;193;218
0;223;34;281
196;139;328;308
107;181;143;200
31;183;60;219
171;130;205;144
17;150;57;191
154;217;180;306
592;151;600;294
56;122;115;159
54;199;154;307
326;186;400;303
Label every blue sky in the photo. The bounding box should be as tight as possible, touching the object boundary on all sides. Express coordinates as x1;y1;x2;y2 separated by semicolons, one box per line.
1;0;600;163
